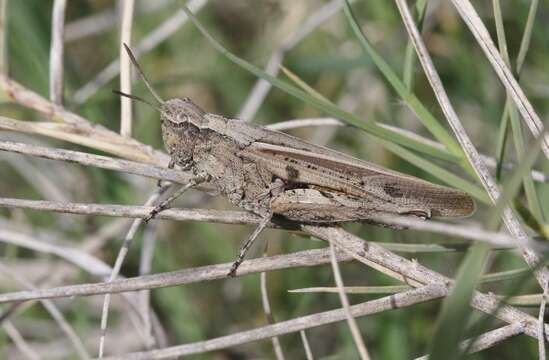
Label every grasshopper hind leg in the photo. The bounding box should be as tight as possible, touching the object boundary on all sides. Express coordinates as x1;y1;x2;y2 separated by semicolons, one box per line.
228;215;271;277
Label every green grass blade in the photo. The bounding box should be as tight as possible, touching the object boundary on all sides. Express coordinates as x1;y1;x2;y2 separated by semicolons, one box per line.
402;0;428;89
495;104;510;181
508;106;545;222
480;267;529;283
280;66;331;103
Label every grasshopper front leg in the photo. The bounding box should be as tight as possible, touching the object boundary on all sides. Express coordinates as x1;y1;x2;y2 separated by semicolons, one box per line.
145;174;209;223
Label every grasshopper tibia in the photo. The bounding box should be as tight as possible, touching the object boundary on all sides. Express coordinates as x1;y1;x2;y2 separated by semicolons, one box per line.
145;175;207;223
228;215;271;277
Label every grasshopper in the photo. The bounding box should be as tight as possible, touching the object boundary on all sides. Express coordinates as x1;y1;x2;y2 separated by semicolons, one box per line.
117;44;475;277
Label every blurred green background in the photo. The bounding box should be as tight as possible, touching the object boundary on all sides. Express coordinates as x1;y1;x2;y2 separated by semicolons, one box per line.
1;0;549;359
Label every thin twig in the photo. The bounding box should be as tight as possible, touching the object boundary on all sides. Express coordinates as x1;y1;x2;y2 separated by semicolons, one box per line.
99;284;447;360
0;197;266;226
394;0;549;290
49;0;67;105
329;241;370;359
119;0;135;138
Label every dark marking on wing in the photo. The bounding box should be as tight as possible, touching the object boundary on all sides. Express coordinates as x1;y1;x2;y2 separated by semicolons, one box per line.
286;165;299;179
383;183;404;198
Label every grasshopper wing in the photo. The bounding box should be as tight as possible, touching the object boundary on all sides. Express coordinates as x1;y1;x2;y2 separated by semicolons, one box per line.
234;124;474;218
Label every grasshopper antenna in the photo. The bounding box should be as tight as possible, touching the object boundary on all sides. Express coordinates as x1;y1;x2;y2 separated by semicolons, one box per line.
113;90;160;111
122;43;164;105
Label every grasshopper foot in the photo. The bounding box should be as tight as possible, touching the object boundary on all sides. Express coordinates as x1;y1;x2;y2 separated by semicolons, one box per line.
144;205;165;223
227;261;241;277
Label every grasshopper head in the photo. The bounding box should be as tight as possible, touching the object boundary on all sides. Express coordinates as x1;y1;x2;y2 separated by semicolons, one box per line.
160;97;206;127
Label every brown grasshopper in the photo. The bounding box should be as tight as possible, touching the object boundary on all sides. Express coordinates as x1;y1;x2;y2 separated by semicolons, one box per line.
117;44;474;277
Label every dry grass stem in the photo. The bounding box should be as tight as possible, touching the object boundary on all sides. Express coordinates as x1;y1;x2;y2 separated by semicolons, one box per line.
0;224;545;343
49;0;67;105
0;224;169;349
0;197;265;225
119;0;135;138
